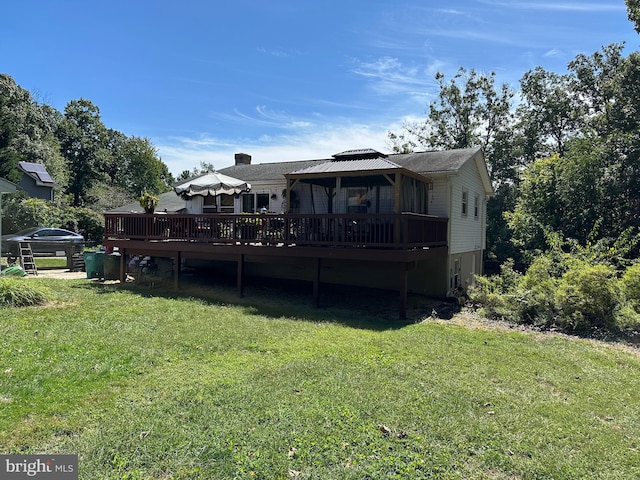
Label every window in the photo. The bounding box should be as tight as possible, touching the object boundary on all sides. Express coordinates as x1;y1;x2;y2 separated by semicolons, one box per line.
474;193;480;219
219;194;234;213
241;193;270;213
461;188;468;217
203;195;217;213
242;194;255;213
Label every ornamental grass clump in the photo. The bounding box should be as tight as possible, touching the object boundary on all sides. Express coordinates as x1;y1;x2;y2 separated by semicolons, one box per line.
0;277;51;307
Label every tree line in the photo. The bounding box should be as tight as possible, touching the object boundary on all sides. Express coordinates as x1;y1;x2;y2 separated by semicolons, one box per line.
0;74;173;240
387;5;640;336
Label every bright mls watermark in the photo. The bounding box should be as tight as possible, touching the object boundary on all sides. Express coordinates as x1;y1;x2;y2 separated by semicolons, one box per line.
1;455;77;479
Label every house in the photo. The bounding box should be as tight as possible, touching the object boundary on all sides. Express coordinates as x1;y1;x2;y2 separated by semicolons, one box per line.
17;161;55;201
103;147;493;318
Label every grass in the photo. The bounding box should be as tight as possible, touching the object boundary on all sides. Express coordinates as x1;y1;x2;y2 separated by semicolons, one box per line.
34;257;68;269
0;278;639;479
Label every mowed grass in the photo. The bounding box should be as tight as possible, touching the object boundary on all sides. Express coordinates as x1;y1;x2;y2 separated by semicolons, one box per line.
1;279;639;479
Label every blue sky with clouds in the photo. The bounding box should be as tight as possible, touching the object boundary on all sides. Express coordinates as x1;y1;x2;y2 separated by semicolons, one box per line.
1;1;637;175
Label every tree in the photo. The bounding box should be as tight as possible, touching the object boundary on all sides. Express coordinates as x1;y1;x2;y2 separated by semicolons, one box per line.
388;68;520;269
517;67;584;159
0;74;68;187
118;136;171;197
57;99;108;206
627;0;640;33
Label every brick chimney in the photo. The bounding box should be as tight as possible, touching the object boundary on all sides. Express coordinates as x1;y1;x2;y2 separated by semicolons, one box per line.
235;153;251;165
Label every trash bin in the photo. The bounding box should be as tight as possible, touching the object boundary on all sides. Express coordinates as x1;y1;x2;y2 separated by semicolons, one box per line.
103;253;121;280
83;251;104;279
1;265;27;277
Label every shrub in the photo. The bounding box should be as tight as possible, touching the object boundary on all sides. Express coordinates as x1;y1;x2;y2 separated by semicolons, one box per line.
0;278;51;307
555;263;618;332
468;259;524;323
614;306;640;336
620;262;640;306
519;255;559;326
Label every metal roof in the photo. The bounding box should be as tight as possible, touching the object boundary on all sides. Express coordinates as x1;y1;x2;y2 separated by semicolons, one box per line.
332;148;387;160
289;157;402;175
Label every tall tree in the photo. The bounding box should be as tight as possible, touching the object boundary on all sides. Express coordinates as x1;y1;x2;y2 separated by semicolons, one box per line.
627;0;640;33
517;67;584;160
388;68;519;270
57;99;107;206
390;68;515;184
118;136;171;197
0;74;67;186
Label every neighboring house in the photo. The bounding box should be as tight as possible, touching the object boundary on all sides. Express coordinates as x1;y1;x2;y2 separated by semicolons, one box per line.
17;161;55;201
104;147;493;317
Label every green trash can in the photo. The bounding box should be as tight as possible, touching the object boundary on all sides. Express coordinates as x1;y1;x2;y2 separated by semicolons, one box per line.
1;265;27;277
103;253;121;280
84;251;104;279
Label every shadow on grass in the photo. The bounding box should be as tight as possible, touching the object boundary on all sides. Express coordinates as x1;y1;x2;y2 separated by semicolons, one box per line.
74;271;459;332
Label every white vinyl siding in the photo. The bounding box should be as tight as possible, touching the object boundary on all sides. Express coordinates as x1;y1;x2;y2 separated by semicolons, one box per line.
449;155;487;255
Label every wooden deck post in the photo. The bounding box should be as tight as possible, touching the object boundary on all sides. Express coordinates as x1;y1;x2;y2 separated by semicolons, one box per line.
399;263;409;320
173;252;181;290
313;258;321;307
237;254;244;297
119;248;126;283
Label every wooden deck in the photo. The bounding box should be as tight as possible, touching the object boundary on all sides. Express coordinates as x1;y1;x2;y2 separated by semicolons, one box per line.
103;212;449;318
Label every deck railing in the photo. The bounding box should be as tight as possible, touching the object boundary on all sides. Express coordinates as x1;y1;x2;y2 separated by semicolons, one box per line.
104;213;448;249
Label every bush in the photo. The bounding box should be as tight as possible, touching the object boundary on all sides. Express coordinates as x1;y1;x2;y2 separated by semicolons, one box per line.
0;278;51;307
554;263;618;332
519;255;559;326
620;262;640;306
468;259;524;323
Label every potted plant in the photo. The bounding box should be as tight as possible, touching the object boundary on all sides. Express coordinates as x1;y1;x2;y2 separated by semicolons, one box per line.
139;192;159;213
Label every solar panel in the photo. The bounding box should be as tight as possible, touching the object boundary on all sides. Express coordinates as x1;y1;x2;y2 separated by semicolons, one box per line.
36;172;54;183
18;162;54;184
29;163;47;173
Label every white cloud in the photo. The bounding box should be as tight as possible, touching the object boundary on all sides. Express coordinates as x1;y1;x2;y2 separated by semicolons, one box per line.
350;56;440;98
155;119;409;176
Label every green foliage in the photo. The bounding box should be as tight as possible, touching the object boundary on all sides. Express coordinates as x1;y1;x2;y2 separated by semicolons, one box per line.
1;195;104;242
61;207;104;243
1;195;60;233
627;0;640;33
555;263;618;332
139;192;159;213
0;277;51;307
471;232;640;337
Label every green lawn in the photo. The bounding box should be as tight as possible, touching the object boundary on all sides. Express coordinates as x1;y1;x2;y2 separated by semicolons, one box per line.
1;278;639;479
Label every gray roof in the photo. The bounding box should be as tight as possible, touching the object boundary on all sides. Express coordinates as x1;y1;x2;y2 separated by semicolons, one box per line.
390;148;481;175
106;191;188;214
0;177;18;193
218;158;326;181
219;147;483;181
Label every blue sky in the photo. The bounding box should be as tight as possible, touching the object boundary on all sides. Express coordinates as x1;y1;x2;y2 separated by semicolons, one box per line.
1;1;637;175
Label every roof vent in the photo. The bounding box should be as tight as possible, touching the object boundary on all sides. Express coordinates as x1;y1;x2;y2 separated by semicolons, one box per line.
331;148;387;161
